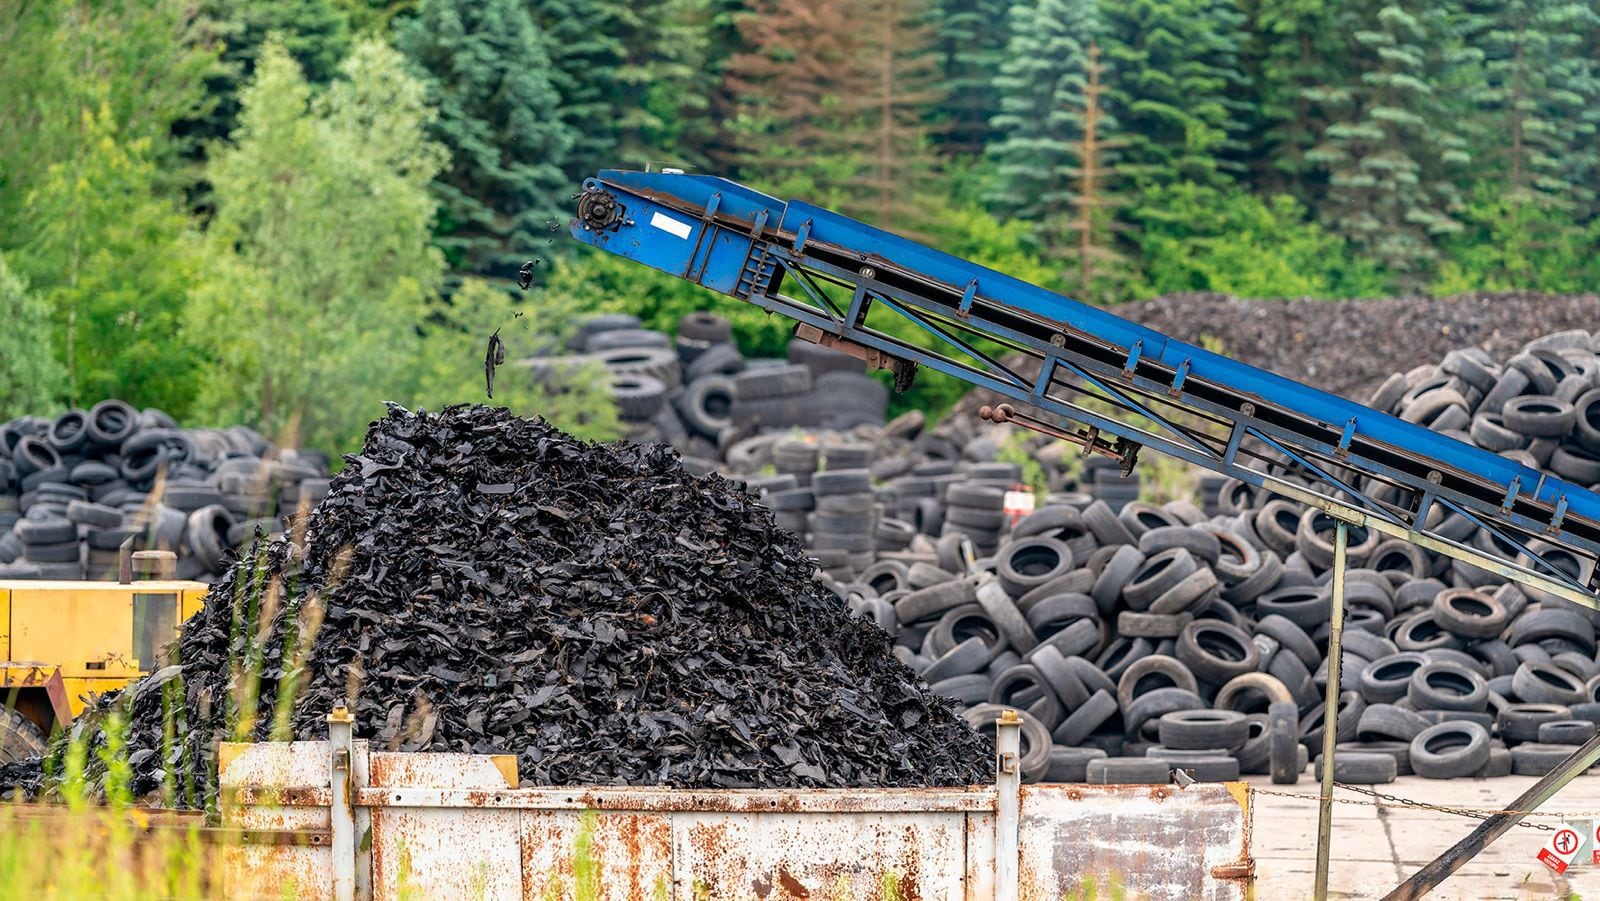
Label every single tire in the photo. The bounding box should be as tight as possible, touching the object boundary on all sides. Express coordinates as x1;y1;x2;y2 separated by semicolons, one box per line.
1359;652;1431;704
976;578;1038;654
1512;662;1587;706
1408;722;1491;778
1118;611;1192;639
1124;687;1207;738
1117;654;1199;712
921;636;991;682
1122;548;1198;610
1538;719;1598;745
1158;709;1249;751
1175;620;1259;685
0;707;48;763
22;541;80;563
65;500;121;529
1510;742;1578;776
1214;672;1295;714
1300;691;1367;750
1356;703;1431;742
1432;588;1508;639
1090;545;1144;612
1086;757;1170;785
1315;751;1397;784
1501;395;1576;437
1268;701;1301;784
1254;615;1320;670
1408;661;1489;712
16;518;75;545
997;537;1074;599
894;577;977;622
1045;746;1107;783
1053;689;1118;746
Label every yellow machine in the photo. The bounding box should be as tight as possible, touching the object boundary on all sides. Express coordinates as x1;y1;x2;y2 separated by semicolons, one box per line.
0;579;207;760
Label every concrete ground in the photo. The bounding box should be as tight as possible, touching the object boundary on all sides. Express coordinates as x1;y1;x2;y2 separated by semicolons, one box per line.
1249;774;1600;899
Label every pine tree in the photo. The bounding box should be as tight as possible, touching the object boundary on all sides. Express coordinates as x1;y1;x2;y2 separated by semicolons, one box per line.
855;0;944;227
928;0;1015;157
528;0;715;173
987;0;1095;230
1096;0;1248;190
723;0;942;226
398;0;574;283
1065;45;1133;301
1460;0;1600;210
722;0;873;201
1306;2;1467;282
1239;0;1346;199
177;0;352;157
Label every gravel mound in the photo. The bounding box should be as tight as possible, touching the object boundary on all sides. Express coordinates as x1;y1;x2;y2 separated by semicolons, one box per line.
67;404;990;801
1122;291;1600;401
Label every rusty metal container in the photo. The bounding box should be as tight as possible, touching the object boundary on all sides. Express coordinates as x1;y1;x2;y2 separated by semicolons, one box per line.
218;709;1251;900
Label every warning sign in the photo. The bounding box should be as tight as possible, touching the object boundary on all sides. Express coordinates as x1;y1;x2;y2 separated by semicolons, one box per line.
1593;819;1600;865
1539;826;1583;874
1002;489;1036;526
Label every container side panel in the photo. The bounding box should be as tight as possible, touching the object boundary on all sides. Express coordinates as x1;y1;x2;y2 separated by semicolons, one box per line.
1017;784;1252;901
521;810;673;901
672;810;969;900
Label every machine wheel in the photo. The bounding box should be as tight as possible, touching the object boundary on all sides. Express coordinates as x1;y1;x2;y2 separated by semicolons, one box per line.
0;708;48;763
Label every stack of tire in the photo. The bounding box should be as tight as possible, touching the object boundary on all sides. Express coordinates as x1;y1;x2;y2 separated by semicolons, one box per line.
714;331;1600;785
531;314;890;463
0;401;328;582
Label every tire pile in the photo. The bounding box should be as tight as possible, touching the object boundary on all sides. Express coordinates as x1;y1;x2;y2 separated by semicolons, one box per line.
60;404;989;802
530;313;890;460
0;401;329;582
718;329;1600;786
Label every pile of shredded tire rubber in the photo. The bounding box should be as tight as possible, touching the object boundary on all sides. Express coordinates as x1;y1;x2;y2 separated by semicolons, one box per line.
68;404;992;801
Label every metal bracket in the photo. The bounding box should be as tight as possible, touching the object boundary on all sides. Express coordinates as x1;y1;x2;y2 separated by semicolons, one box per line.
1121;340;1143;379
1336;418;1356;458
1169;358;1190;397
958;279;978;318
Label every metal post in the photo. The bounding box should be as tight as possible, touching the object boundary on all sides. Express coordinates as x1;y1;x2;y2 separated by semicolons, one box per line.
327;705;357;901
1384;730;1600;899
1314;521;1349;900
995;709;1022;901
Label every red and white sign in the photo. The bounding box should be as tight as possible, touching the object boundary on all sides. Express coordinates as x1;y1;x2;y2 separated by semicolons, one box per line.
1002;489;1036;526
1538;825;1583;874
1592;819;1600;865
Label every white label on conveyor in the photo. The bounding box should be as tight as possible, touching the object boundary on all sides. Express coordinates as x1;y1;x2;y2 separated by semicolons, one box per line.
649;211;692;239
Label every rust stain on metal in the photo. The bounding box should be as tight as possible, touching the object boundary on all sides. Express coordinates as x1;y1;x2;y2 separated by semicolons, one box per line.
776;867;808;897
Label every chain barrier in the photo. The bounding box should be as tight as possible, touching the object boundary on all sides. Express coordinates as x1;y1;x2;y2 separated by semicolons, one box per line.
1249;782;1600;832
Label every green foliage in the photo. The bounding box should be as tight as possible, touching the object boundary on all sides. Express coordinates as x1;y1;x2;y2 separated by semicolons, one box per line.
187;39;446;452
397;0;574;283
1432;184;1600;294
1239;0;1345;197
16;103;204;413
1096;0;1248;189
929;0;1015;157
988;0;1095;227
0;255;65;418
0;0;214;223
1136;183;1388;298
1305;2;1468;283
185;0;353;153
1458;0;1600;211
